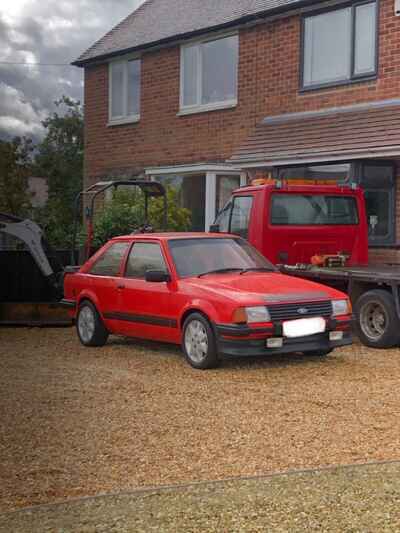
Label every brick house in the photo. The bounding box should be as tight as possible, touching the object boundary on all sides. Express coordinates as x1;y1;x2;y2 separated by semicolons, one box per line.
73;0;400;261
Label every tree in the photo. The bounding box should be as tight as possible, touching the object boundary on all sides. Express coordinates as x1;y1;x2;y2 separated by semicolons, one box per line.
0;137;33;216
34;96;84;247
88;187;192;248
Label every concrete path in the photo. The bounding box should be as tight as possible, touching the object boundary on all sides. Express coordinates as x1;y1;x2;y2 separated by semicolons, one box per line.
2;461;400;532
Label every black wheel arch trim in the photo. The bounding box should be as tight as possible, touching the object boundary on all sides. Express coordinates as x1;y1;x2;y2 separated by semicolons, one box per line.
59;299;76;309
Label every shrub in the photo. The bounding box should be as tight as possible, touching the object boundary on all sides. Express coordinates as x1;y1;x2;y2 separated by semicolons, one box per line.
87;187;192;248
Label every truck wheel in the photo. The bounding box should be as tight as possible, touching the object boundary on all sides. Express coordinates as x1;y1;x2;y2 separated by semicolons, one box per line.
182;313;219;370
77;301;109;347
355;290;400;348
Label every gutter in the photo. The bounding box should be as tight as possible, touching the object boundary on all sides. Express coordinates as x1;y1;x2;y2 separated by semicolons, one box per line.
72;0;335;68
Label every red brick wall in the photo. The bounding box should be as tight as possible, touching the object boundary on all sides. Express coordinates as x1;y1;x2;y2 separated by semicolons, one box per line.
84;0;400;181
369;248;400;263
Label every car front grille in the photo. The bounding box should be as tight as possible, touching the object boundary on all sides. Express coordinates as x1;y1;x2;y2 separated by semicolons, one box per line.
267;300;332;322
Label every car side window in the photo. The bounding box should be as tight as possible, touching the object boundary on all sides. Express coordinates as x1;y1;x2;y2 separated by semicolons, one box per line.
215;200;232;232
89;242;129;277
230;196;253;239
126;243;167;279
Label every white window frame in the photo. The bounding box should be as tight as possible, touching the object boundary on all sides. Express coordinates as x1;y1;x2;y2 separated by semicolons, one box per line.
146;164;246;230
108;56;141;126
179;33;239;116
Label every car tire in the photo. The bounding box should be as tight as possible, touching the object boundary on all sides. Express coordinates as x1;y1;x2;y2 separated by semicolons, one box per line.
76;301;109;347
305;349;332;357
355;290;400;348
182;313;219;370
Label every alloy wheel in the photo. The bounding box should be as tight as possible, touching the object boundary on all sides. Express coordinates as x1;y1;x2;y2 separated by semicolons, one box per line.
78;306;96;344
184;320;209;363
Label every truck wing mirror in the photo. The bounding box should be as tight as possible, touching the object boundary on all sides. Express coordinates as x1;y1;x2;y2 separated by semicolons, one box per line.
145;270;171;283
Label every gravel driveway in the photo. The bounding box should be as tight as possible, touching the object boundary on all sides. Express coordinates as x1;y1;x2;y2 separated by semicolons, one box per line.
1;327;400;513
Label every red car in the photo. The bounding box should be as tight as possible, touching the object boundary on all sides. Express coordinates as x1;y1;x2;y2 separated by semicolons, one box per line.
63;233;353;369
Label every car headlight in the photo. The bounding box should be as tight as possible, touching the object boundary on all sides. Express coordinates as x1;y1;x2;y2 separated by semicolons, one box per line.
245;306;271;323
332;299;350;316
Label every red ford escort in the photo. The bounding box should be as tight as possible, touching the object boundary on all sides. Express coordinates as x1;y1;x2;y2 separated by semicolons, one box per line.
63;234;353;369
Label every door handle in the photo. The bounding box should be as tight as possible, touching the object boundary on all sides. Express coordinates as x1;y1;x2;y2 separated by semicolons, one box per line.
117;283;125;290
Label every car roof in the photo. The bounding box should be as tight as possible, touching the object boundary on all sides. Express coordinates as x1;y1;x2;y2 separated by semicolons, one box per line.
112;232;237;242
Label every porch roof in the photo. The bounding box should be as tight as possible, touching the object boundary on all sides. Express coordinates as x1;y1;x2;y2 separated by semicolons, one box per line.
229;99;400;168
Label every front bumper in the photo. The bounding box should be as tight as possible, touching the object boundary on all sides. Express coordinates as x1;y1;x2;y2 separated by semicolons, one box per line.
214;320;353;358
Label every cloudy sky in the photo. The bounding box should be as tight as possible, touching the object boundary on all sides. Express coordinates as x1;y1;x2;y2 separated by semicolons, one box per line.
0;0;143;141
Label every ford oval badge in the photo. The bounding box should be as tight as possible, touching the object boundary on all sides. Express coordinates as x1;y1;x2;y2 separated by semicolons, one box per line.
297;308;309;315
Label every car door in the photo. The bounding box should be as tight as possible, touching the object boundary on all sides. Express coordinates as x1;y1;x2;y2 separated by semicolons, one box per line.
85;241;130;333
117;241;180;343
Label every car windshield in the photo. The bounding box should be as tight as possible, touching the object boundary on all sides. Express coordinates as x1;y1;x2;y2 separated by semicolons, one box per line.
168;237;276;278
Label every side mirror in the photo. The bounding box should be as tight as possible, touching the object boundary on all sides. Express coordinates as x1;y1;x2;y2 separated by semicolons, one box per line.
209;224;220;233
145;270;171;283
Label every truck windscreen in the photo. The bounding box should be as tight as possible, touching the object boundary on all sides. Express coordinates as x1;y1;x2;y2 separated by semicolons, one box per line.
270;194;359;226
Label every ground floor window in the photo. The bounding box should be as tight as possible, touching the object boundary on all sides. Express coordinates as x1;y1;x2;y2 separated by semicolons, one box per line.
216;175;241;215
157;174;206;231
360;163;396;246
148;167;245;231
278;163;351;182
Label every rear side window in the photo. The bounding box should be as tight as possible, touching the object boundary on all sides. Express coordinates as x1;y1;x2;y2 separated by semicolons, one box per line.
230;196;253;238
270;194;358;225
89;242;129;276
126;243;167;279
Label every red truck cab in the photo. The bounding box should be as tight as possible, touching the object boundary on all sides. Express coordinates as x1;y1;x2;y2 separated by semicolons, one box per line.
213;182;369;267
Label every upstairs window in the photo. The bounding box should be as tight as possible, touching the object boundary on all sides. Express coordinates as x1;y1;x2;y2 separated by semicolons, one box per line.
109;58;141;124
302;1;377;90
180;34;239;114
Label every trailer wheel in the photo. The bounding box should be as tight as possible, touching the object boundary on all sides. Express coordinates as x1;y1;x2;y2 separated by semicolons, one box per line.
355;290;400;348
77;301;109;347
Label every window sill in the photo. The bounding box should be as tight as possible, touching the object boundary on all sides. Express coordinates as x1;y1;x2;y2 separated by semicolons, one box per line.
177;100;237;117
299;75;377;94
107;115;140;127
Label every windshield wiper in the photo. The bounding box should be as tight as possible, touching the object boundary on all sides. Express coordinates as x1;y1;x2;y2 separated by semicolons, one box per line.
239;267;275;275
198;268;244;278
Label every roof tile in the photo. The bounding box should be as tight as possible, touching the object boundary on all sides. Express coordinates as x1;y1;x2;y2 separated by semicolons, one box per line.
229;100;400;166
74;0;304;65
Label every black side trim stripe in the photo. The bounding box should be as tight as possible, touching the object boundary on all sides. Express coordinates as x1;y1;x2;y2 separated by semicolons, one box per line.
104;312;178;328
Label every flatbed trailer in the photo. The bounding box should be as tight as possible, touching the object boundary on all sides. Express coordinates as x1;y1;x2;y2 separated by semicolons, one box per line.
280;264;400;349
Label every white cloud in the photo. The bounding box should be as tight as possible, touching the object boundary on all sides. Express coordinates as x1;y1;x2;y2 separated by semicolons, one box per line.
0;0;29;22
0;83;46;137
0;0;144;140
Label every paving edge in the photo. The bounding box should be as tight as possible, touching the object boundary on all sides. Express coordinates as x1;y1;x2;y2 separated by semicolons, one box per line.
2;457;400;519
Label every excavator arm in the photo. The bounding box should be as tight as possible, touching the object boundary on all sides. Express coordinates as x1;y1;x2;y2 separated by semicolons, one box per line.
0;213;56;283
0;213;71;325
